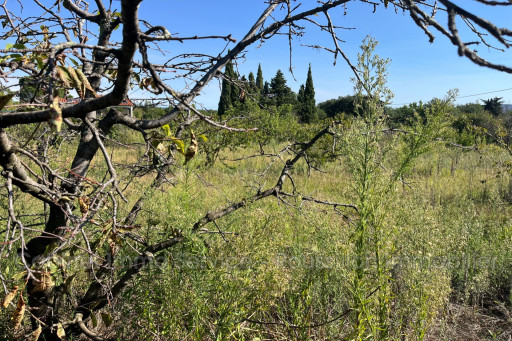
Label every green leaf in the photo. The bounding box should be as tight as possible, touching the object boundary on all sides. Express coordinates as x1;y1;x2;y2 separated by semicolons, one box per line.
35;56;45;70
0;93;14;110
5;43;13;50
11;271;27;281
151;138;162;149
197;134;208;142
100;312;113;327
91;311;98;328
63;274;76;292
69;58;79;67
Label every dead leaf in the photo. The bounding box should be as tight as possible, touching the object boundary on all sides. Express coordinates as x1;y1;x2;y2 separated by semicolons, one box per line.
27;324;42;341
12;294;25;330
1;285;19;308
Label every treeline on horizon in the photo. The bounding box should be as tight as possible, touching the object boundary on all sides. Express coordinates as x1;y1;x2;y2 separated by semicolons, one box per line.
135;63;512;148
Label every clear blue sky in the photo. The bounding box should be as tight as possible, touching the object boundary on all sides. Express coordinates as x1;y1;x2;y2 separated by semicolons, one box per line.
18;1;512;108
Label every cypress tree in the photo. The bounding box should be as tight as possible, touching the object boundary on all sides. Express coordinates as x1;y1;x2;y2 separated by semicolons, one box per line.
248;72;256;94
256;64;264;92
302;64;317;122
239;75;247;102
229;65;240;107
297;84;305;104
217;61;237;117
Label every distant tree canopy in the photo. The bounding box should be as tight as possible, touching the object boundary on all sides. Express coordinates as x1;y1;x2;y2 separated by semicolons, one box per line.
318;95;358;118
217;64;318;119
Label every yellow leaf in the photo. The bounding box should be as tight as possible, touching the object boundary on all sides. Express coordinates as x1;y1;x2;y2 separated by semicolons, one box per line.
79;196;90;216
170;137;185;155
1;285;19;308
48;96;62;133
161;124;172;137
11;271;27;281
156;142;166;154
56;322;65;339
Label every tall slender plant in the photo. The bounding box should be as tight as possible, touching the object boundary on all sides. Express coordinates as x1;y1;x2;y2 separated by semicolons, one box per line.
342;36;454;340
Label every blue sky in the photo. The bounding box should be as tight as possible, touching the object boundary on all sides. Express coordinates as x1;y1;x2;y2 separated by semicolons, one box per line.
17;1;512;109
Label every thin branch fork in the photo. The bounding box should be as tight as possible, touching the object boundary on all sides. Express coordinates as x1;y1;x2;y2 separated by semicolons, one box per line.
83;118;127;202
192;121;341;233
279;191;359;212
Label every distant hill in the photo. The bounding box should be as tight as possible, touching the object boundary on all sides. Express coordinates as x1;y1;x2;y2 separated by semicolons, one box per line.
503;104;512;113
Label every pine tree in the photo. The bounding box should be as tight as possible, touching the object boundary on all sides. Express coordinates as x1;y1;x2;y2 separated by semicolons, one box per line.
270;69;295;107
256;64;264;92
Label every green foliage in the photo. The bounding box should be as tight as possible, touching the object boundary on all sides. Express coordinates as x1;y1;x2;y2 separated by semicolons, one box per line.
268;69;296;107
337;36;455;340
482;97;504;116
256;63;264;92
197;102;304;167
385;101;425;127
218;61;239;117
297;64;318;123
3;101;512;339
133;105;167;120
19;77;45;103
318;95;358;118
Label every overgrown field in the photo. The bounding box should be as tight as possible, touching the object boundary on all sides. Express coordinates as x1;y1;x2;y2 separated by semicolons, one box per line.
2;122;512;340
